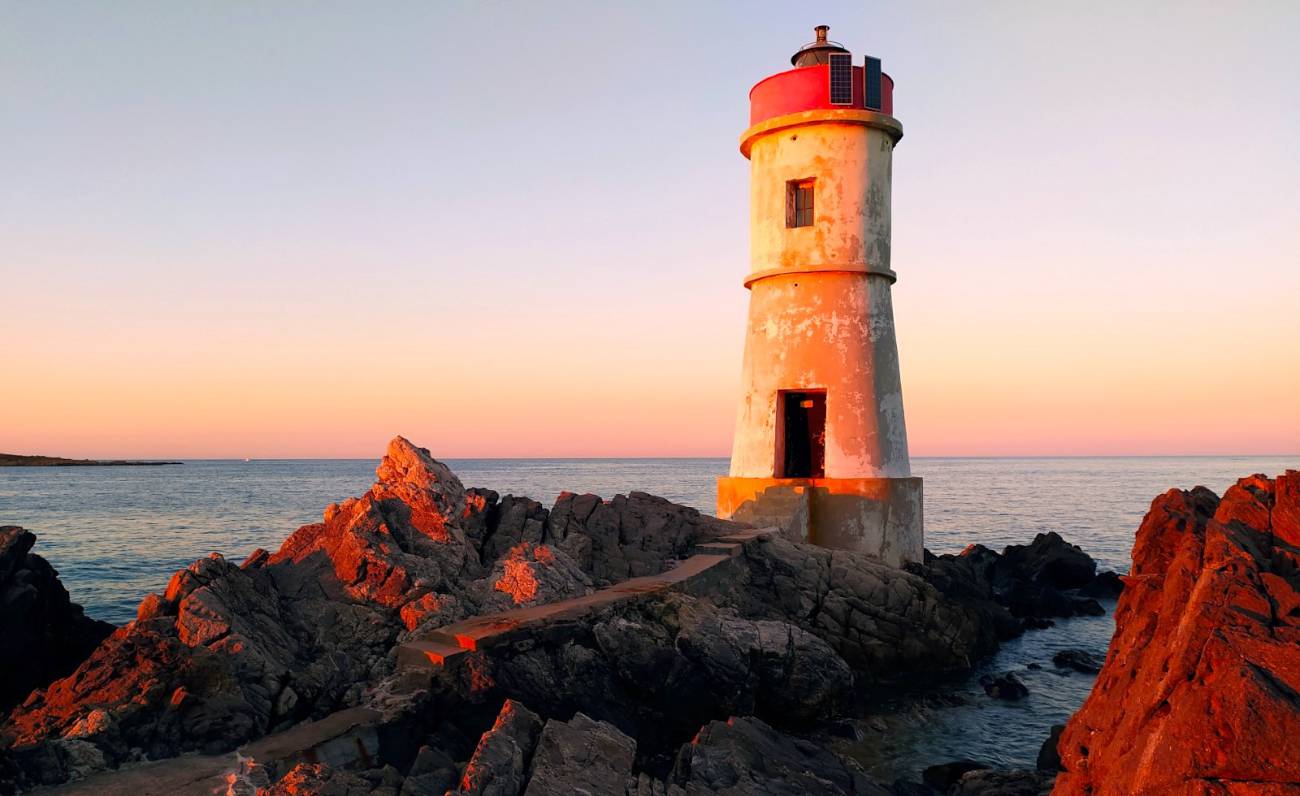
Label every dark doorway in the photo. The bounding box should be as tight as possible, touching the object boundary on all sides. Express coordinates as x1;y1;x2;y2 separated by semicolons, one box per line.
779;390;826;478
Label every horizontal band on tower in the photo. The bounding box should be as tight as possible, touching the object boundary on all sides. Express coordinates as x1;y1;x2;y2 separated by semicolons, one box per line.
744;263;897;289
740;108;904;159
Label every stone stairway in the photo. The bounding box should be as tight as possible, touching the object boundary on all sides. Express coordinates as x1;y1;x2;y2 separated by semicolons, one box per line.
397;527;778;672
728;487;808;540
32;707;383;796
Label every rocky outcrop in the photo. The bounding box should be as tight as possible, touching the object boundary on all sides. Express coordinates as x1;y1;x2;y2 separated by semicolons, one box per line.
923;761;992;792
416;534;1018;778
1055;471;1300;795
441;590;855;761
670;716;886;794
240;702;897;796
917;532;1117;627
3;551;396;787
545;491;737;585
1;437;729;790
0;527;112;712
727;536;1004;677
979;672;1028;701
453;699;542;796
949;769;1054;795
523;712;636;795
1050;649;1101;675
259;762;373;795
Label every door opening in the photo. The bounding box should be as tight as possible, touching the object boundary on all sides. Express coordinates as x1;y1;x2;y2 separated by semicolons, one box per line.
778;390;826;478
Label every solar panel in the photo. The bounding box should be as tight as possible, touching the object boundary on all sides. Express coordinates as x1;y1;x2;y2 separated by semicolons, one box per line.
863;55;882;110
828;53;853;105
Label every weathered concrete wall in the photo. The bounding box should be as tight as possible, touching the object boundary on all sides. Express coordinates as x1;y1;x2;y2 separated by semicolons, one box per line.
717;477;923;566
727;271;910;479
748;119;896;280
728;114;911;481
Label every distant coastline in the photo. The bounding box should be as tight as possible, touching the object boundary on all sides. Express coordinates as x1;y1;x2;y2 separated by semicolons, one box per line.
0;453;182;467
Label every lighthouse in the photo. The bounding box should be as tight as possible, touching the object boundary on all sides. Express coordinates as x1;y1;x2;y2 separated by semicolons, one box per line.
716;26;922;566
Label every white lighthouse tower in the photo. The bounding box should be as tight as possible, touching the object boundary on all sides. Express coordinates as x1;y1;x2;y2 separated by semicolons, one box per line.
716;26;922;566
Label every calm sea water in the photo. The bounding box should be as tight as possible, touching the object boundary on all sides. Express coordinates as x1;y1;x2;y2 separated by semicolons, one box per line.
1;455;1295;776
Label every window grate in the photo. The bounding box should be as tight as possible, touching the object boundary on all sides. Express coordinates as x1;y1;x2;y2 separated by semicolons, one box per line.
787;179;814;228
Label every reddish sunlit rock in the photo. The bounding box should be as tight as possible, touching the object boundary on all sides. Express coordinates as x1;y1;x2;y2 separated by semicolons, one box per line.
268;436;486;610
489;542;588;608
257;762;369;795
399;592;443;632
494;555;538;605
1055;471;1300;795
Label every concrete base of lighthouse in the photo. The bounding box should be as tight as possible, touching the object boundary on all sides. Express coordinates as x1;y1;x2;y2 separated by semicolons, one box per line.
717;476;923;567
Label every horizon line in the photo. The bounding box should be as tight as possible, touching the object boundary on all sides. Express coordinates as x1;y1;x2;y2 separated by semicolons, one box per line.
10;453;1296;462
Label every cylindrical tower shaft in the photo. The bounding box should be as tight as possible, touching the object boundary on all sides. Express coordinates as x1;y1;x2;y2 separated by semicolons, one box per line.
730;115;910;479
717;28;922;566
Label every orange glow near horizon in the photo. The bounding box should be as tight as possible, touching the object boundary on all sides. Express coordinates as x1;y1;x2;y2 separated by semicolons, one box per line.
4;279;1296;459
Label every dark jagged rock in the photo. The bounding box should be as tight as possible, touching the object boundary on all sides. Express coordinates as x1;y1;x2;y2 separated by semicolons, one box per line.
1079;570;1122;599
545;491;735;585
1035;724;1063;772
1056;472;1300;795
979;672;1028;701
1068;597;1104;616
0;528;113;713
673;609;854;724
1051;649;1102;674
1000;581;1076;620
523;712;636;796
452;699;542;795
670;716;888;795
728;536;1002;678
478;496;548;566
888;783;939;796
997;532;1095;590
403;744;459;796
462;591;854;759
920;532;1117;622
949;768;1054;795
912;545;1023;650
922;760;990;790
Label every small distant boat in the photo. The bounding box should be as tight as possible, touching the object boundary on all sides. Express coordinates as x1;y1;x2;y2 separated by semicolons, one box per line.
243;458;252;463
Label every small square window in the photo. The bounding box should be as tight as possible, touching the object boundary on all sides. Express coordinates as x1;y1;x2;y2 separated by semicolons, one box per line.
786;179;814;228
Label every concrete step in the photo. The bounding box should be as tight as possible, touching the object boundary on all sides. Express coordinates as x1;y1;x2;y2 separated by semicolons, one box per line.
694;541;743;557
397;638;466;668
741;513;796;526
748;498;802;509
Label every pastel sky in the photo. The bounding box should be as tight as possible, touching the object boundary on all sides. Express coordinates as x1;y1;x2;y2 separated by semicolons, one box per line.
2;1;1298;459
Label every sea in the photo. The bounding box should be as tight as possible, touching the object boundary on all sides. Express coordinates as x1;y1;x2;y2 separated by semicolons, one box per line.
1;455;1295;779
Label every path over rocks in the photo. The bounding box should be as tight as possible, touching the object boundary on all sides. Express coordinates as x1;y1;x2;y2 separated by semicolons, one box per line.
28;707;381;796
398;529;772;671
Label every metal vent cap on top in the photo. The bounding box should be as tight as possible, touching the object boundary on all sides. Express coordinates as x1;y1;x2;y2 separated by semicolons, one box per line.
791;25;848;67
